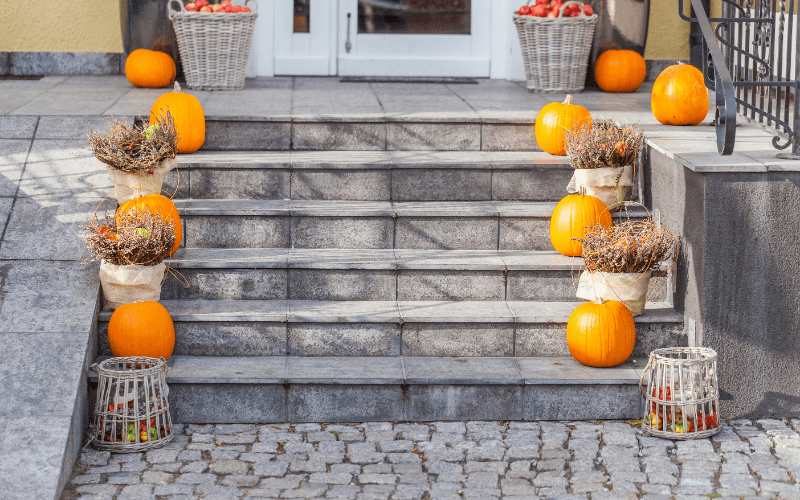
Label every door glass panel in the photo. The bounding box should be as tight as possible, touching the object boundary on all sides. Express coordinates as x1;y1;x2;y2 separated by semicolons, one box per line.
294;0;310;33
358;0;471;34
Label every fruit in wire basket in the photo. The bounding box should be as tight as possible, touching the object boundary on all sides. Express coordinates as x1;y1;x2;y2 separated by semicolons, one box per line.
150;82;205;154
566;298;636;368
535;95;592;155
651;62;710;126
594;50;647;93
549;192;611;256
124;49;176;89
108;301;175;360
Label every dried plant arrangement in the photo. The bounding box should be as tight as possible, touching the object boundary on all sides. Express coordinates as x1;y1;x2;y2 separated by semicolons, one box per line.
580;220;676;274
564;119;645;170
88;113;178;173
82;209;176;266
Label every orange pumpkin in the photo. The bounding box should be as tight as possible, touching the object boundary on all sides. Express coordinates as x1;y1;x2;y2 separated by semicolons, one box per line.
549;193;612;256
108;301;175;360
535;95;592;156
594;50;647;93
118;194;182;257
150;82;205;153
651;63;709;126
567;298;636;368
125;49;176;89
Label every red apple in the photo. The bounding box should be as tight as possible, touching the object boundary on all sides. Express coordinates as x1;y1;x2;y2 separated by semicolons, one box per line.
195;0;209;7
584;5;594;15
220;0;233;5
185;2;197;11
211;3;224;11
199;5;212;12
532;5;547;16
240;5;251;12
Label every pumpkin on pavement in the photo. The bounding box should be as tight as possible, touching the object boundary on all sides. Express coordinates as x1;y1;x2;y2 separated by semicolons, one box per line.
567;298;636;368
549;192;611;256
150;82;205;153
651;63;709;126
108;301;175;360
594;50;647;93
125;49;176;89
535;95;592;156
118;194;182;257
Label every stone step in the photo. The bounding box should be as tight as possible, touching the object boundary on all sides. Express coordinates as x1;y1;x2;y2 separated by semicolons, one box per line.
175;200;648;250
88;355;647;422
161;248;670;303
166;151;574;201
98;299;684;358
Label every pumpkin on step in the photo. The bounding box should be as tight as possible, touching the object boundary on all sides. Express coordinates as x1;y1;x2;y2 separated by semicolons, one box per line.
535;95;592;156
651;63;709;126
594;50;647;93
108;301;175;360
150;82;205;154
118;194;182;257
567;298;636;368
125;49;176;89
549;192;611;256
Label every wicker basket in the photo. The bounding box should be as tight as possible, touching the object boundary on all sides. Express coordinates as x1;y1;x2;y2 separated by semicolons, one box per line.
639;347;721;440
513;1;598;93
168;0;258;91
91;357;174;453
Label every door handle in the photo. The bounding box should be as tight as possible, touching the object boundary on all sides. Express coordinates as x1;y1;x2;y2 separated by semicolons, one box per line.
346;12;352;53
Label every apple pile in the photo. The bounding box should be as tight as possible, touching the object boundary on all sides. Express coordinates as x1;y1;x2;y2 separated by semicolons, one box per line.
185;0;252;13
517;1;593;18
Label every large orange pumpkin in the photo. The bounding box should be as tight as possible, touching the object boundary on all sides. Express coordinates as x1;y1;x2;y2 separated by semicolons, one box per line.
549;193;612;256
567;298;636;368
594;50;646;93
118;194;182;257
535;95;592;156
125;49;176;89
150;82;205;153
108;301;175;360
651;63;709;126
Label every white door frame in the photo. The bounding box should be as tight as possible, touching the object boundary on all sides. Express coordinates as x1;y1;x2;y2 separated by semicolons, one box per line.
273;0;337;75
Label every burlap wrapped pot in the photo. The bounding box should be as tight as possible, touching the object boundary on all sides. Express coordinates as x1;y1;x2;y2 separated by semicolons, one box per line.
567;165;633;211
100;261;166;310
106;159;175;204
576;270;651;316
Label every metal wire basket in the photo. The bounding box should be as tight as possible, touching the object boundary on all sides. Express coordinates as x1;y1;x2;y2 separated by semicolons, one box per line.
513;1;598;93
91;357;174;453
639;347;721;440
168;0;258;91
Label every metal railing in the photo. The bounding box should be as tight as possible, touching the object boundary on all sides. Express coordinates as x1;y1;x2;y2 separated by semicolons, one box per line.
680;0;800;157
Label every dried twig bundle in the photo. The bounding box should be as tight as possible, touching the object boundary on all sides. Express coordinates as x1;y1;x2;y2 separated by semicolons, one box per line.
580;220;676;274
565;119;644;169
82;209;176;266
88;113;178;173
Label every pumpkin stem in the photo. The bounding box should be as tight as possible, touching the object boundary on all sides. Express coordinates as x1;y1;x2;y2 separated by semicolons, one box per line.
579;186;587;195
594;297;606;305
173;81;182;93
564;95;573;105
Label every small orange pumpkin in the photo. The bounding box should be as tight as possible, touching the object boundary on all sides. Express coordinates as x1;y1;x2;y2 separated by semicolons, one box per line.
567;298;636;368
549;192;612;256
594;50;647;93
150;82;205;153
108;301;175;360
125;49;176;89
118;194;182;257
535;95;593;156
651;63;709;126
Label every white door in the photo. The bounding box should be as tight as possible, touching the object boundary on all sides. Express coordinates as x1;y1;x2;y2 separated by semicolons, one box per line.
337;0;491;77
274;0;336;75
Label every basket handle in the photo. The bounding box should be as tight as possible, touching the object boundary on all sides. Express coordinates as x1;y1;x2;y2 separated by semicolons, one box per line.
558;0;587;18
90;363;98;373
638;354;655;399
168;0;185;19
245;0;258;13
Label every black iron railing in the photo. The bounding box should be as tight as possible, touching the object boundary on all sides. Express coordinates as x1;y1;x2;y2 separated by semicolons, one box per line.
680;0;800;157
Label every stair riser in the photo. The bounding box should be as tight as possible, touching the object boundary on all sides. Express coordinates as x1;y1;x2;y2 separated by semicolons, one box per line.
98;320;684;358
183;216;551;250
202;120;541;152
95;382;643;423
161;268;669;302
164;168;572;202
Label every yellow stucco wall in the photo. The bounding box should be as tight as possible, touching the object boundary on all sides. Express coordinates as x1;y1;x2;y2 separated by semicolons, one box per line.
0;0;123;52
645;0;722;60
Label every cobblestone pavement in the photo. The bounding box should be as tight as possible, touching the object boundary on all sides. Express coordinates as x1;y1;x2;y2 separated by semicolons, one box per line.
62;419;800;500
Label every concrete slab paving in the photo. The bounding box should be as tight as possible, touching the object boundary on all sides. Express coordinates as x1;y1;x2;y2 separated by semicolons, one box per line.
287;357;404;384
19;140;112;198
403;357;524;385
0;116;39;139
169;356;286;383
398;301;515;323
0;139;30;196
518;357;640;385
287;300;401;323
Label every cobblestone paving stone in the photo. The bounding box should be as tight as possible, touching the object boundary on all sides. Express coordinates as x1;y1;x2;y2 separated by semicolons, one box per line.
60;419;800;500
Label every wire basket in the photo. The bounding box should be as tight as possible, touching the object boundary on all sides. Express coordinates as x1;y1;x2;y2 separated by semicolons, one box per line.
91;357;174;453
168;0;258;91
639;347;721;440
513;1;598;93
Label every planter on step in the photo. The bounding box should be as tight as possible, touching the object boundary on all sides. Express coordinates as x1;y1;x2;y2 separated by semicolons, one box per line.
107;158;175;204
100;261;166;310
575;269;650;316
566;164;632;211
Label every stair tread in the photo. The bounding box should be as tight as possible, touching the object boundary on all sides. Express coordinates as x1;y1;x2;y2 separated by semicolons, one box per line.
99;299;681;323
89;355;646;385
176;150;571;170
175;199;649;218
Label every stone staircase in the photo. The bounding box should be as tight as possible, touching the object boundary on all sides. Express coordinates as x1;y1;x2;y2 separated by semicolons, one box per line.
95;146;684;423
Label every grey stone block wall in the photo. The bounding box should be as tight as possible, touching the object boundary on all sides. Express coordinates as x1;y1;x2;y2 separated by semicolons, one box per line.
8;52;122;75
0;52;9;76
